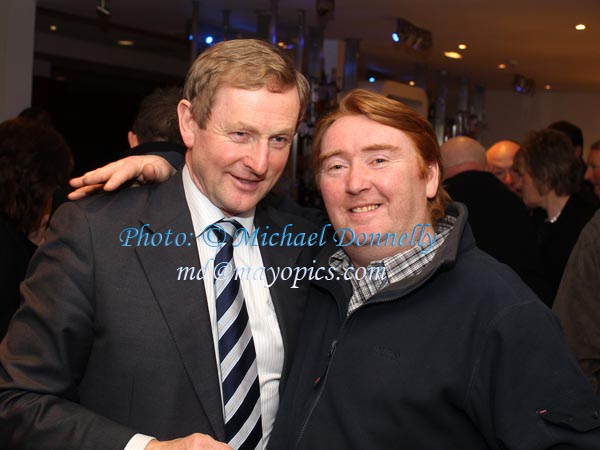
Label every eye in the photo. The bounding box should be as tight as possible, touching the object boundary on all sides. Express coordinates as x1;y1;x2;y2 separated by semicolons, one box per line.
370;157;388;167
325;163;346;173
270;135;291;149
230;131;250;143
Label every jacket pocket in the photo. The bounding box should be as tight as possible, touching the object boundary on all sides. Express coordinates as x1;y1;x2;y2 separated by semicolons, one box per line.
538;404;600;432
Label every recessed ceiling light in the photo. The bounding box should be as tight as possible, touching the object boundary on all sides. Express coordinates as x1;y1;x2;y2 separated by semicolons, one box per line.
117;40;135;46
49;25;58;32
458;44;467;50
575;24;586;31
409;81;415;86
545;84;552;91
444;51;463;59
498;63;507;69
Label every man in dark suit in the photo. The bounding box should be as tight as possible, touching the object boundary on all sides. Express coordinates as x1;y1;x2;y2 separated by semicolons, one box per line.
0;39;315;450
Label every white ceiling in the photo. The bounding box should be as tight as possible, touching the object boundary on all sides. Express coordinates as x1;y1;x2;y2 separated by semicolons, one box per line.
36;0;600;92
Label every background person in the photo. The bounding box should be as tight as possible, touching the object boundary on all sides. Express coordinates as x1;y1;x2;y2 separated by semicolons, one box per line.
584;139;600;199
0;118;73;339
441;136;550;304
553;210;600;394
513;128;599;302
124;86;186;157
486;139;521;194
549;120;598;204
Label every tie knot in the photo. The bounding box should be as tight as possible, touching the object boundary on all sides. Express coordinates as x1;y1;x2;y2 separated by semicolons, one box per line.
205;219;243;247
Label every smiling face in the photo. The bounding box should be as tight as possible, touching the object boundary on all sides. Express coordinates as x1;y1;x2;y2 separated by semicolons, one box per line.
179;85;300;216
319;114;439;266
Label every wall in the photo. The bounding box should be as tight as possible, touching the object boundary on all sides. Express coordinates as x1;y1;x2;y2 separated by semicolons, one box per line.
0;0;36;121
480;89;600;157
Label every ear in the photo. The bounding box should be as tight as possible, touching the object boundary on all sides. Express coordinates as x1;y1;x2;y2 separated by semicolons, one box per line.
177;99;196;148
127;131;138;148
425;163;440;199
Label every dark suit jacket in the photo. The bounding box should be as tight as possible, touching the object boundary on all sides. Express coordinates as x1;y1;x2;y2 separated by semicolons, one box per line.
0;172;320;449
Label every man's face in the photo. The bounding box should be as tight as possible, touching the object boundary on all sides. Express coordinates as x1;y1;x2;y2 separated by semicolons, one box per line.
319;114;439;264
180;85;299;216
585;149;600;198
487;141;520;193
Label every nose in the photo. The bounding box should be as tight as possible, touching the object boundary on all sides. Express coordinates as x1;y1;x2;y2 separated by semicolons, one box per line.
346;163;372;194
503;170;513;185
584;166;593;182
244;140;269;176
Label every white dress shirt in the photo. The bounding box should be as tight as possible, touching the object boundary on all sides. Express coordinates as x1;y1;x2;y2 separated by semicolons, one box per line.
125;166;283;450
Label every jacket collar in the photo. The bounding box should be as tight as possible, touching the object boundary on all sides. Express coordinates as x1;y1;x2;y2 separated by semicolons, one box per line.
312;202;475;312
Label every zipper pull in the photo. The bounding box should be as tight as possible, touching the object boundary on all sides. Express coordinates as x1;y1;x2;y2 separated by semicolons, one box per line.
328;339;338;357
313;339;338;388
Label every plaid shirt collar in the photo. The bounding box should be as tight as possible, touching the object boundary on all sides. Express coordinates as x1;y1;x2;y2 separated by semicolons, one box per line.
329;215;456;315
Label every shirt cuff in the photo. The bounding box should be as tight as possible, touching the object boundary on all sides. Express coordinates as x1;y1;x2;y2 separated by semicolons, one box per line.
124;433;156;450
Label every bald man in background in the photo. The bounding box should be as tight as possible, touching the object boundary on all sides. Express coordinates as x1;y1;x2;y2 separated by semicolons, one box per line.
441;136;550;305
486;140;521;194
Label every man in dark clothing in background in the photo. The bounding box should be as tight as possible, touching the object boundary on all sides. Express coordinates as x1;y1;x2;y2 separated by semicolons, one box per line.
440;136;551;304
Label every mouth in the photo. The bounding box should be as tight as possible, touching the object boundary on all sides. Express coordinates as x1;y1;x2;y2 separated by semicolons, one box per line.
350;204;380;213
231;174;264;189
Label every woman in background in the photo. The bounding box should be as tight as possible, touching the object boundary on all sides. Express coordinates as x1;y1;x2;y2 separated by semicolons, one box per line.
0;118;73;338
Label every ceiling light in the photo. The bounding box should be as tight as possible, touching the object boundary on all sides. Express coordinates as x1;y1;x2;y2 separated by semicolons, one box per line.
575;24;586;31
50;25;58;32
117;40;134;46
444;51;463;59
458;44;467;50
205;35;214;45
545;84;552;91
368;77;376;83
498;63;507;69
409;81;415;86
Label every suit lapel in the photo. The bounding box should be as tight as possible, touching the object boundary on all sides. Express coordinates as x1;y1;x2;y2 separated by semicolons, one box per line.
134;173;226;441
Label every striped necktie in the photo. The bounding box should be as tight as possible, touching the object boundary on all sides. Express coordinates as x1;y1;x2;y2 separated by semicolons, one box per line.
210;219;262;450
